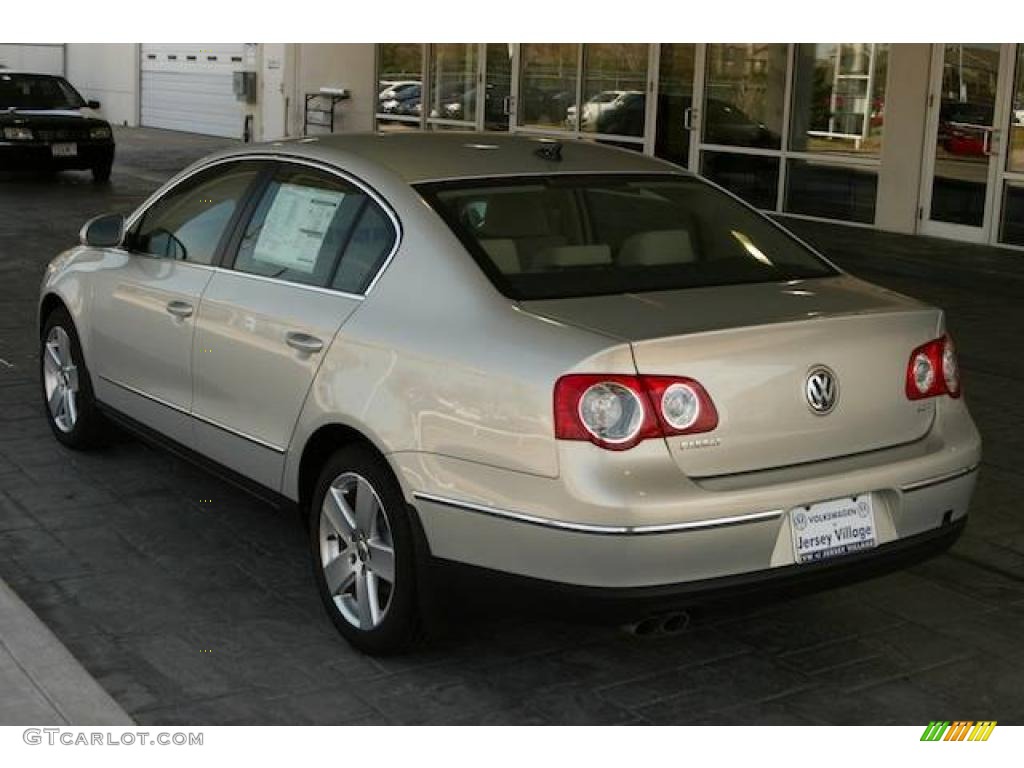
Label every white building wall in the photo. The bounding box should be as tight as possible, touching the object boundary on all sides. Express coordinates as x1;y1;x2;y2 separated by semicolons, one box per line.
0;43;64;74
65;43;139;127
288;44;375;137
258;43;291;141
875;44;932;235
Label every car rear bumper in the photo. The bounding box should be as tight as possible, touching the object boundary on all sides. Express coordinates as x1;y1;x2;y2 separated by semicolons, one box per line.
428;514;967;616
0;141;114;171
408;461;978;589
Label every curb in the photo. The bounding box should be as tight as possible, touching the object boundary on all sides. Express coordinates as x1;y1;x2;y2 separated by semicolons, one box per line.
0;580;133;726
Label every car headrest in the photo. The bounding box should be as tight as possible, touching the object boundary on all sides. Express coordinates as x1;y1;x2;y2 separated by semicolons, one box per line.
479;239;521;274
478;193;551;238
618;229;696;266
535;244;612;269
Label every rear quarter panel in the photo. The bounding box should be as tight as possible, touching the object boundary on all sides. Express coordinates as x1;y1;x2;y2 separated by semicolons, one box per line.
283;193;628;498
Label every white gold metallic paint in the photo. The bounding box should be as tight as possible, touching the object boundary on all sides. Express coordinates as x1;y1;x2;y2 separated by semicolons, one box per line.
40;133;982;590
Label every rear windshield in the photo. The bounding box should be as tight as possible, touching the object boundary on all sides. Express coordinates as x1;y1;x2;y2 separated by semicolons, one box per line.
0;73;85;110
419;174;837;301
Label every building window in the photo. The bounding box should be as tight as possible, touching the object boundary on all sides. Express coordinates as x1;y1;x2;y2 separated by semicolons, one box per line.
519;43;579;131
701;151;780;210
785;159;878;223
1007;45;1024;176
703;44;787;150
426;44;478;127
789;44;887;156
699;44;786;210
655;44;697;167
579;44;647;139
484;44;513;131
1002;47;1024;246
1001;183;1024;246
376;44;423;131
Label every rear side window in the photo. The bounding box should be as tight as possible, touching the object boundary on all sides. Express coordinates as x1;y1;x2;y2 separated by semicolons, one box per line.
420;174;836;300
332;203;396;294
231;164;396;293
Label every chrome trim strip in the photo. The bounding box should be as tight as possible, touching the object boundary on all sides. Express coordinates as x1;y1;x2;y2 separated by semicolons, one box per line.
205;265;365;302
98;375;187;415
121;153;402;298
412;492;783;536
411;169;688;186
900;464;979;493
99;375;287;454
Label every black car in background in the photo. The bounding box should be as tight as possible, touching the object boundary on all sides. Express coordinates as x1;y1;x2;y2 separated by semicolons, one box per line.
0;71;115;181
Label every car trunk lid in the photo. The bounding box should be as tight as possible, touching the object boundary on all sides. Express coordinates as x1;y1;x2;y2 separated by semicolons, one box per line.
521;276;943;477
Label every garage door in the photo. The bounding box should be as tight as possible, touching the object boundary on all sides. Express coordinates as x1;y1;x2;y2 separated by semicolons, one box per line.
141;44;245;138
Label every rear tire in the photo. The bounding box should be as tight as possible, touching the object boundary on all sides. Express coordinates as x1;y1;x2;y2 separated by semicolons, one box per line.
309;445;429;655
40;307;103;449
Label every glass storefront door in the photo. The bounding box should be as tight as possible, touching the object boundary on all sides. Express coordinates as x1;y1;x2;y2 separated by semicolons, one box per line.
653;44;697;168
483;44;513;131
425;44;479;130
999;44;1024;246
920;44;1009;242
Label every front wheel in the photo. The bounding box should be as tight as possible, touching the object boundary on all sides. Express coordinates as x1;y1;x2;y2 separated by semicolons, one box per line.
91;161;112;183
309;446;428;654
40;307;103;448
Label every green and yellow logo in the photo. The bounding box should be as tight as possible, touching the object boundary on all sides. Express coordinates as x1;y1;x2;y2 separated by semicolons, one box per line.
920;721;997;741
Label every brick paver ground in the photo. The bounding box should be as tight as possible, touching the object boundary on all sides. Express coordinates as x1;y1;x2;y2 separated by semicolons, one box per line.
1;128;1023;724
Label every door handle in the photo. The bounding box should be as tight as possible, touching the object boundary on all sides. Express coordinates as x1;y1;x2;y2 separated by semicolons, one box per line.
285;331;324;355
165;300;194;319
984;128;1000;157
683;106;695;131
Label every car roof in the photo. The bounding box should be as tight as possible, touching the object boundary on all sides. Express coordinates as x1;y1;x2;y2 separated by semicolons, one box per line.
221;132;685;185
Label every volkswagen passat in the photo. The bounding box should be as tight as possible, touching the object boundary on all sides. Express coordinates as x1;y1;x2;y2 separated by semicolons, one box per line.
38;134;981;653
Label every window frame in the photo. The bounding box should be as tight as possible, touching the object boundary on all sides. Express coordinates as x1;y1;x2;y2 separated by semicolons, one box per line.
123;155;403;297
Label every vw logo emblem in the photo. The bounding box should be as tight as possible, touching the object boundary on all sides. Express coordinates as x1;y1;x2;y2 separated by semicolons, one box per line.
805;366;838;415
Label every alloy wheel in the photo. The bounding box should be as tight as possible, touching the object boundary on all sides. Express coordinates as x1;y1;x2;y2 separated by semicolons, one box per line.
42;325;80;433
318;472;396;630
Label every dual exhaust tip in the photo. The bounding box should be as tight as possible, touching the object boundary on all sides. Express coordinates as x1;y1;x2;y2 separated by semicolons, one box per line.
624;610;690;637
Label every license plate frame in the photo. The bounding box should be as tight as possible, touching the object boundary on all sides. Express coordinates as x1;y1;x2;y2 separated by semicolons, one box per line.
790;494;878;564
51;143;77;157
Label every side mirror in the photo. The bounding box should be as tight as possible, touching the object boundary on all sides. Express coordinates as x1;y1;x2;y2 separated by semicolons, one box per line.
80;213;125;248
86;100;101;110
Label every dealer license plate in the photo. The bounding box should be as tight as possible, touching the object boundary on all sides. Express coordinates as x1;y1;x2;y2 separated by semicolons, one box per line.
51;143;77;157
791;495;877;564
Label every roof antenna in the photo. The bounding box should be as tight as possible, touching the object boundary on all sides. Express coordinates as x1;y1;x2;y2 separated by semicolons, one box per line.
534;139;563;162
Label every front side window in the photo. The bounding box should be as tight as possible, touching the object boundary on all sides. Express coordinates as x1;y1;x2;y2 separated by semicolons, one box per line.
421;174;836;301
0;73;85;110
232;164;396;293
131;162;262;265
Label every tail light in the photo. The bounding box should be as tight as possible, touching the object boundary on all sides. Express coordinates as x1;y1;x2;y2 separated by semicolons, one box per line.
554;374;718;451
906;335;961;400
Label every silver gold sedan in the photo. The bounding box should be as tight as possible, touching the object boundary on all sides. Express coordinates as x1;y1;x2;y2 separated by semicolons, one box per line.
39;133;981;653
